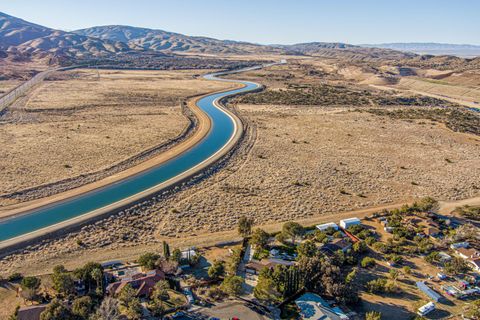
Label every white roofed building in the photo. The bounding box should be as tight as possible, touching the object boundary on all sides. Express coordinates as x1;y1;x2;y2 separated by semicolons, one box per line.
339;218;361;229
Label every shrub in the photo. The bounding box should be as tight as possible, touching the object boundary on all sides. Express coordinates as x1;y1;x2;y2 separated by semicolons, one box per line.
361;257;376;268
138;252;161;270
221;275;244;296
365;278;387;293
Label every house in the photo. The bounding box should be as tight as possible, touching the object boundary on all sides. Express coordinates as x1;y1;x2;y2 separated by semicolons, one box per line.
456;248;480;260
321;238;352;255
17;305;47;320
339;218;361;229
316;222;339;232
245;258;295;275
295;292;349;319
106;269;165;297
416;281;442;302
424;226;441;238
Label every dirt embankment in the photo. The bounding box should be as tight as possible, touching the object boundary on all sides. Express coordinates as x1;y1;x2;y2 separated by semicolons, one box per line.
0;69;236;208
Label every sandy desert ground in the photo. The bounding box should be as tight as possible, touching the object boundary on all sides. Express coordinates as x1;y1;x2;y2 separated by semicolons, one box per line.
0;69;235;205
1;63;479;279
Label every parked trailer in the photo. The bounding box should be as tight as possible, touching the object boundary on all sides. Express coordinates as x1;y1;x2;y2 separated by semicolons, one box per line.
418;302;435;316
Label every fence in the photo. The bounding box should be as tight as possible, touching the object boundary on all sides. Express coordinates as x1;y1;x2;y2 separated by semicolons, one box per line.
0;66;80;113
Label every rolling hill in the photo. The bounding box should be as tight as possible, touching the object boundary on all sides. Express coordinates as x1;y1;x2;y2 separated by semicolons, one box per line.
73;25;281;55
0;12;139;61
362;43;480;58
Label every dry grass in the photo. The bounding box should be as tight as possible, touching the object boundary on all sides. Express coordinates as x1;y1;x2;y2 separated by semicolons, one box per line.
156;105;480;238
0;62;479;293
0;80;20;96
0;69;234;202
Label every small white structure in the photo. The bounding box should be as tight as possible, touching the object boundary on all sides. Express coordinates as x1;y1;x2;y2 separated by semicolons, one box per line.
339;217;361;229
416;281;442;302
437;252;452;263
450;242;469;250
316;222;339;232
417;302;435;316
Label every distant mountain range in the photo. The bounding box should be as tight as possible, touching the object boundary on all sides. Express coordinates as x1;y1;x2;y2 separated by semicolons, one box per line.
73;25;280;55
1;11;479;70
362;43;480;58
0;12;136;62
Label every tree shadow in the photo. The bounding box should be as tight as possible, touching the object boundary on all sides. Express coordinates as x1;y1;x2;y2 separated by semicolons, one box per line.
358;300;414;319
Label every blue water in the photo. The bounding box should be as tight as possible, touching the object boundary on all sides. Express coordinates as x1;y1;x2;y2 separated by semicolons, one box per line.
0;73;259;242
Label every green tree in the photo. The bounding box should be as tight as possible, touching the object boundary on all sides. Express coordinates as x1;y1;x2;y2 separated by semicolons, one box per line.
365;278;387;294
314;230;328;243
297;240;317;258
150;280;170;317
282;221;304;245
221;275;244;296
171;249;182;263
353;241;367;253
123;298;142;320
445;257;470;275
152;280;170;301
425;251;439;264
366;311;382;320
91;267;104;295
162;241;171;259
361;257;376;268
389;269;400;285
73;262;103;293
21;276;41;290
138;252;161;270
118;284;142;320
463;299;480;319
208;260;225;280
345;269;357;284
40;299;74;320
238;216;254;238
402;266;411;275
251;228;269;250
20;276;41;301
52;265;75;295
254;269;282;302
72;296;93;319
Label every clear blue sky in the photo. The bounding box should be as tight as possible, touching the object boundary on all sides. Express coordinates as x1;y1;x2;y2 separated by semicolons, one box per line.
2;0;479;45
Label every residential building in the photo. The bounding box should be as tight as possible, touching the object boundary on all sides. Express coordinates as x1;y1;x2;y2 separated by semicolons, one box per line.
416;281;442;302
316;222;339;232
106;269;165;297
456;248;480;260
339;218;361;229
320;238;352;255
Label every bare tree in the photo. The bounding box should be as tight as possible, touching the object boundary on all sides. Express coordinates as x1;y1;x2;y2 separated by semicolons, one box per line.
90;297;121;320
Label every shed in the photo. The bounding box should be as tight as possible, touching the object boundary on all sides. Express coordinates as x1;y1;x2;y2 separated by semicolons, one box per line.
339;218;361;229
417;302;435;316
316;222;339;232
416;281;442;302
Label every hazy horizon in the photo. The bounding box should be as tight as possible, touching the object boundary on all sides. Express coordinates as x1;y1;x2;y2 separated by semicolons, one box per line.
2;0;480;46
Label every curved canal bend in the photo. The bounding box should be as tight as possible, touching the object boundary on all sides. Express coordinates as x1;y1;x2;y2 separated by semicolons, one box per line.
0;67;262;245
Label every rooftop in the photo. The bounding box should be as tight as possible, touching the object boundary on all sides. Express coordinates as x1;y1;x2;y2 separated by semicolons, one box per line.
295;292;349;320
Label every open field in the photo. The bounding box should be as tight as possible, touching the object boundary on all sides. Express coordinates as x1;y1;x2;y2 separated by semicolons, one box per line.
0;80;20;96
0;101;478;276
0;69;236;206
0;62;479;313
